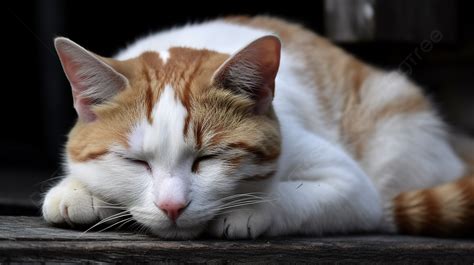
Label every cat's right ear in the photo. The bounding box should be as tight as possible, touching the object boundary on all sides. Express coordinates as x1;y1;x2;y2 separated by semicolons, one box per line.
211;35;281;115
54;37;129;122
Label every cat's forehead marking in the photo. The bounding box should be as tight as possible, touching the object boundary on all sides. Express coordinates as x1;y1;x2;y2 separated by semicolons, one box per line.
159;50;170;63
131;84;190;167
124;48;231;161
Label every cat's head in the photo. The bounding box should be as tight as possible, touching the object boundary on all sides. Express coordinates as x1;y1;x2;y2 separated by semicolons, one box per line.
54;35;281;238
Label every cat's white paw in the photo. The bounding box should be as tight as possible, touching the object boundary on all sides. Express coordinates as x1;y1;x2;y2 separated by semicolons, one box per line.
42;178;118;227
208;207;272;239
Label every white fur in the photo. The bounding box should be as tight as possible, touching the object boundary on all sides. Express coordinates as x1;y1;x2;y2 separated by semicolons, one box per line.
143;85;190;164
138;84;193;209
115;21;270;60
43;19;466;239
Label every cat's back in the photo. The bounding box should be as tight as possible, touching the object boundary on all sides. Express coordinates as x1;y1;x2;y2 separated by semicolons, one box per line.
115;19;272;60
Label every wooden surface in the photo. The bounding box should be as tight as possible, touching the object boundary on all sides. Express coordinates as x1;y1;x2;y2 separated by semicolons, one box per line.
0;216;473;264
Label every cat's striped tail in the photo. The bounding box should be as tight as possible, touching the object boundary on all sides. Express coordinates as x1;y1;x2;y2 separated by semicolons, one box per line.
391;176;474;237
390;134;474;237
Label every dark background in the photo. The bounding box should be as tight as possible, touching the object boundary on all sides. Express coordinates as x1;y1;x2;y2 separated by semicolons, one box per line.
3;0;474;215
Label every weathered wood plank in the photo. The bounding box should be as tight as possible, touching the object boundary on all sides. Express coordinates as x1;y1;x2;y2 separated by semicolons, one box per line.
0;216;473;264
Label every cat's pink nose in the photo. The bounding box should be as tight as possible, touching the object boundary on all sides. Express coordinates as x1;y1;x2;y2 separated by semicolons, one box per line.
156;201;186;222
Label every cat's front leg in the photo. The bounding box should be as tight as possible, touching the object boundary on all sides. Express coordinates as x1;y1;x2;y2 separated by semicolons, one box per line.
210;171;382;238
42;177;119;227
208;203;273;239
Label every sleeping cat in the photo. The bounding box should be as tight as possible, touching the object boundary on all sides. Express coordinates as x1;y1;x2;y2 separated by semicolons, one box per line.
42;16;474;239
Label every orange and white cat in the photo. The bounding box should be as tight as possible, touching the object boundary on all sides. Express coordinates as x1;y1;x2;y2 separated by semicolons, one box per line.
42;16;474;239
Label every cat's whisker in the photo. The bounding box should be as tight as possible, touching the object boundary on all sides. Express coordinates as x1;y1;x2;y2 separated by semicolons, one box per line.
133;221;150;235
218;193;268;202
216;201;270;211
143;225;151;235
80;213;132;236
215;199;276;212
91;205;128;210
220;196;269;205
131;221;144;233
96;217;135;233
116;217;136;230
219;192;267;199
138;224;149;235
217;200;260;210
95;211;131;224
79;211;132;236
218;198;259;206
228;198;276;206
220;195;272;204
36;175;64;187
216;202;262;211
218;197;274;208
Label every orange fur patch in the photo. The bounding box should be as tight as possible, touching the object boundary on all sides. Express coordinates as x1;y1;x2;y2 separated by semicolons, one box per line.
393;176;474;237
67;44;281;166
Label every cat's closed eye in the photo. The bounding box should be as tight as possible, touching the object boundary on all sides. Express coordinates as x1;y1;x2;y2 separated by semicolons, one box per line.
191;154;217;173
125;157;152;172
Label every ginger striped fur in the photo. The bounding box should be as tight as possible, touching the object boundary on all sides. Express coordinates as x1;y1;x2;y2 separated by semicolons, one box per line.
392;175;474;237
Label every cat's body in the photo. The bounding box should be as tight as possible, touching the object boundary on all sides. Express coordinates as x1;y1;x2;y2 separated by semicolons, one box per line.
43;16;474;239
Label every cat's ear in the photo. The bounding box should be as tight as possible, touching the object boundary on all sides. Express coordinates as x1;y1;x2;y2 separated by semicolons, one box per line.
54;37;129;122
212;35;281;114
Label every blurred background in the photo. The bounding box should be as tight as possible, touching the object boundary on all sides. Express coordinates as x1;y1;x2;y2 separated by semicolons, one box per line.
3;0;474;215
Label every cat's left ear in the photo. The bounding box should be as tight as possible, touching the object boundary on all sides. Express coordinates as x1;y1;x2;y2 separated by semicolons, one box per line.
212;35;281;114
54;37;129;122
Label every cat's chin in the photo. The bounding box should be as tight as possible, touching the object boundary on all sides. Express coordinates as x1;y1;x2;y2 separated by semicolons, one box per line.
148;225;205;239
